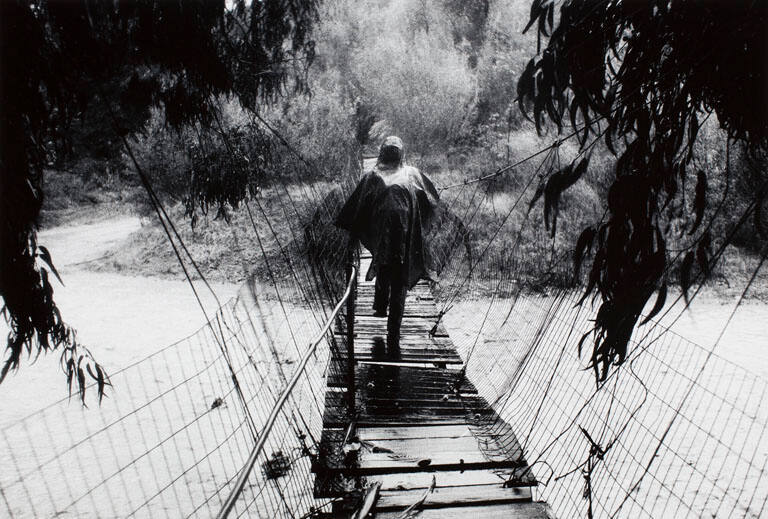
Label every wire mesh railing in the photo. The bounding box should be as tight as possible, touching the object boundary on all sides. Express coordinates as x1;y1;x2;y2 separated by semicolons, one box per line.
217;265;356;519
0;152;361;518
442;281;768;519
422;152;768;518
0;272;345;518
2;137;766;519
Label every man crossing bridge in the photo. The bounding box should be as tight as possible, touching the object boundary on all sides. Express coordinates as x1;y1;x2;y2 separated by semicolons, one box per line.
335;136;439;355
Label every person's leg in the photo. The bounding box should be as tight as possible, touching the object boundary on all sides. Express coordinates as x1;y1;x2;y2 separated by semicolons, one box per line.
373;265;390;317
386;263;407;356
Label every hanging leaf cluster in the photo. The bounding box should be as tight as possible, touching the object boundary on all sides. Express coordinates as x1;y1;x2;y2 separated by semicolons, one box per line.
185;124;274;224
529;153;592;238
518;0;767;381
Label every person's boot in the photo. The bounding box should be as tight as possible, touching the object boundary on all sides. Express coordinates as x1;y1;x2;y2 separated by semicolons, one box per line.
371;337;387;360
386;333;400;359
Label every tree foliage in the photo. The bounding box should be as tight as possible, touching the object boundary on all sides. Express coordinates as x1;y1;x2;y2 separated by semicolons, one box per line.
185;122;273;225
0;0;318;400
517;0;767;381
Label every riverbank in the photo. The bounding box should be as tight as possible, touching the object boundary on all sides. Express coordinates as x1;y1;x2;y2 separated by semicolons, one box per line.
0;216;240;423
88;202;768;302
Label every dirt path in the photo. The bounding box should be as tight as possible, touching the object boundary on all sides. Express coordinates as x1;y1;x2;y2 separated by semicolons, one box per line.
38;216;143;268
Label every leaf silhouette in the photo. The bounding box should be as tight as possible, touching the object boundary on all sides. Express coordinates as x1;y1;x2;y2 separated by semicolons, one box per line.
574;227;596;277
696;232;711;277
528;178;546;211
544;154;592;236
37;245;64;285
524;0;543;33
689;170;707;234
639;282;667;326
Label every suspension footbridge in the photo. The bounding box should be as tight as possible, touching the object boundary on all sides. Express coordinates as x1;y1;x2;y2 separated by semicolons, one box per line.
1;152;766;518
310;248;550;517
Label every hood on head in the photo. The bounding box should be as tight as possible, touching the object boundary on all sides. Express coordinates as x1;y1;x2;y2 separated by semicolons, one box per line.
378;135;404;166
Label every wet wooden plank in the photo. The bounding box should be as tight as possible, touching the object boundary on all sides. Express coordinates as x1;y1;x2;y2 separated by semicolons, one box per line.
357;385;474;402
350;329;449;340
354;297;434;308
328;392;488;412
357;281;432;290
354;364;476;394
347;346;457;361
356;283;433;292
353;426;533;486
327;359;464;388
357;296;436;307
337;344;459;357
376;483;532;509
353;316;444;325
357;393;487;409
317;427;527;474
356;294;436;305
334;335;456;354
315;464;536;497
319;436;494;471
370;469;521;489
350;443;528;476
335;333;454;346
348;342;457;354
331;336;462;365
356;438;499;468
323;392;496;427
335;351;462;364
358;360;460;369
352;387;472;402
323;407;488;428
356;289;433;298
358;425;489;441
356;307;441;318
319;425;529;473
357;384;472;409
355;299;436;310
352;318;449;337
375;502;554;518
326;363;476;393
320;458;526;476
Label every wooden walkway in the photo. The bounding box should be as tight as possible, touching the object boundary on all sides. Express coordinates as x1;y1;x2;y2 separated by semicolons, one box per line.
313;250;553;518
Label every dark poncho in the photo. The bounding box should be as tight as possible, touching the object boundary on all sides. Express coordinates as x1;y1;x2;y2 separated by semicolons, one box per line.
335;164;439;289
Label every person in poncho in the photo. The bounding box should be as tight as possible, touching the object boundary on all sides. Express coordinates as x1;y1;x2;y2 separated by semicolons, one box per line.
335;136;439;354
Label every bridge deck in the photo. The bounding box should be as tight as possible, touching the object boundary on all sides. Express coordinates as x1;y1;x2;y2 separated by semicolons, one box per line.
313;250;552;518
